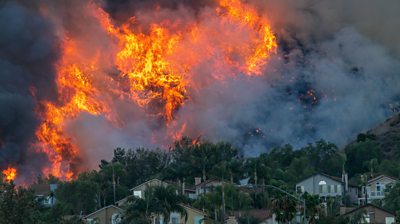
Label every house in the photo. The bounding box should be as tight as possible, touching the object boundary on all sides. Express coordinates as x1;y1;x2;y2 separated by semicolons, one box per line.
295;173;359;203
195;178;230;196
227;209;276;224
119;179;206;224
341;204;396;224
151;204;206;224
359;175;396;204
130;178;175;199
84;205;123;224
31;183;58;207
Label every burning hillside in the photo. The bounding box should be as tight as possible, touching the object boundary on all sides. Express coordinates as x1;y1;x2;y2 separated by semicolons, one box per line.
1;0;400;182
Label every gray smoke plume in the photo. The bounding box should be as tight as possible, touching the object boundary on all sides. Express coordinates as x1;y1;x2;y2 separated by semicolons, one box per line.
0;1;59;177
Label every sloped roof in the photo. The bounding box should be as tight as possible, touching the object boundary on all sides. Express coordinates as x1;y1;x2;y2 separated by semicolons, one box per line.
84;205;122;219
367;174;397;184
31;184;51;196
296;173;358;188
195;178;231;187
130;178;171;191
181;204;206;216
233;209;272;220
341;204;395;217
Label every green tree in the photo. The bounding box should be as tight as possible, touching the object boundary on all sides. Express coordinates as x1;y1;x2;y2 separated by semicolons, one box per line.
345;140;383;176
270;195;297;224
152;185;187;222
121;196;150;224
55;177;100;215
384;182;400;213
302;193;321;224
164;137;240;183
0;182;38;224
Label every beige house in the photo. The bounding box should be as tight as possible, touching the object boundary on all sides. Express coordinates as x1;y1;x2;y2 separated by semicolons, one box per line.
151;204;206;224
342;204;395;224
84;205;122;224
117;179;206;224
195;179;230;196
131;178;174;199
359;175;396;204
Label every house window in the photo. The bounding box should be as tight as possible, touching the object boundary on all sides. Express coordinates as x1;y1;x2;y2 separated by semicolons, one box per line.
318;181;327;194
171;217;179;224
337;185;342;193
296;186;303;194
195;216;202;224
334;185;338;193
376;182;381;192
369;212;375;223
133;191;142;198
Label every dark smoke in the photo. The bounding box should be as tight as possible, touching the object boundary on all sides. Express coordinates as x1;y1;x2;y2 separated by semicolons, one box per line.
0;1;59;175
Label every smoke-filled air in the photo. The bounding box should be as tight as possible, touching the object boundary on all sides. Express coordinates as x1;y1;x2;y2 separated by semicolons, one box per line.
1;0;400;182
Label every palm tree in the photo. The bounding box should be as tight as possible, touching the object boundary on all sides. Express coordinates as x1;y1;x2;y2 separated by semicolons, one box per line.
302;193;321;224
123;185;186;224
271;195;297;224
194;188;222;223
122;196;150;224
152;185;187;223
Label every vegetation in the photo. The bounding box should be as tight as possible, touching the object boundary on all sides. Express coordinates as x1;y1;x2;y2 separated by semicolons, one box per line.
1;132;400;223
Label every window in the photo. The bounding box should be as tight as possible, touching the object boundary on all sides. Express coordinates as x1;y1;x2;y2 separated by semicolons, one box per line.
318;181;327;194
376;182;381;192
133;191;142;198
334;185;338;193
369;212;375;223
171;217;179;224
337;185;342;193
385;217;395;224
296;186;303;194
194;216;203;224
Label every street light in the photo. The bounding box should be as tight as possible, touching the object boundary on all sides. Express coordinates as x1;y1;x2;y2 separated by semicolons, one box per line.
259;184;307;224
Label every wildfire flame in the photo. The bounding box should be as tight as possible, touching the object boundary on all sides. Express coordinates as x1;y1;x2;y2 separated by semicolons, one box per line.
36;0;277;180
2;167;17;182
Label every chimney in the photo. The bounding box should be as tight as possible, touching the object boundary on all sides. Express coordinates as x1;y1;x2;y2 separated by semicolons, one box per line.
195;177;202;186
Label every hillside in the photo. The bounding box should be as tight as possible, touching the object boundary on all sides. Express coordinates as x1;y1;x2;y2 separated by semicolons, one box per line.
366;113;400;157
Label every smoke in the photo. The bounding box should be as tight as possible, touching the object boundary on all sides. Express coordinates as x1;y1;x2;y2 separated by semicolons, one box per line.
1;0;400;177
0;1;59;175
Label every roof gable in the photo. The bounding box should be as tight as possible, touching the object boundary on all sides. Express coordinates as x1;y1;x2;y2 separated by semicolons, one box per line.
342;204;395;217
181;204;206;216
367;175;397;185
296;173;343;185
130;178;169;191
84;205;122;218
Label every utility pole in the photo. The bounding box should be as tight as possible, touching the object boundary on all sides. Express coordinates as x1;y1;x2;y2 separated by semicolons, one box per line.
112;162;116;205
221;183;226;223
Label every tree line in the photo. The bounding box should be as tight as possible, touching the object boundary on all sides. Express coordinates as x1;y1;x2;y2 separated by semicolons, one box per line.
1;135;400;223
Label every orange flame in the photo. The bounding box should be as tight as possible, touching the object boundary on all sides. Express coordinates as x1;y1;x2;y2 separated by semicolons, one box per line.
2;167;17;182
35;0;277;180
